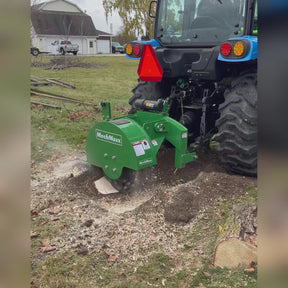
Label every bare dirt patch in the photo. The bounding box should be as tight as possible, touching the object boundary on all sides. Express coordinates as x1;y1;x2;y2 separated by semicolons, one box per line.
31;149;256;270
31;57;105;69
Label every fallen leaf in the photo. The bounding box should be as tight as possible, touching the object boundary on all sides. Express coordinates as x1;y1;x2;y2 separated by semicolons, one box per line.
202;226;208;230
40;239;50;247
51;152;62;161
130;275;137;282
108;255;118;263
218;225;223;232
30;231;39;238
30;210;38;217
40;239;56;253
41;245;56;253
220;210;225;216
202;271;211;279
37;219;49;226
68;110;94;121
47;206;62;215
244;267;255;273
117;272;126;277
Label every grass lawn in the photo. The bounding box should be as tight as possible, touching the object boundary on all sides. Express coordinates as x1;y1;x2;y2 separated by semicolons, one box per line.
31;55;139;163
31;187;257;288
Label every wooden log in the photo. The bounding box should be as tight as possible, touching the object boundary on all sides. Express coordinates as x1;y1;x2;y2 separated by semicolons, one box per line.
47;78;75;89
30;89;97;108
31;101;61;109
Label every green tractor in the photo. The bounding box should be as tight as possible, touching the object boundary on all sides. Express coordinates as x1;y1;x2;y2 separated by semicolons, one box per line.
86;0;257;188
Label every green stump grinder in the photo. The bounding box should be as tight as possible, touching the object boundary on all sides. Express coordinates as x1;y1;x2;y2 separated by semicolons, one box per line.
86;100;197;192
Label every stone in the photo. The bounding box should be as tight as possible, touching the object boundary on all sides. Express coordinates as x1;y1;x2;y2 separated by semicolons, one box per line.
83;219;94;227
77;244;89;255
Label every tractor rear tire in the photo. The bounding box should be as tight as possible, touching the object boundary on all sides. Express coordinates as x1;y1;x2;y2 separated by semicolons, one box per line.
129;81;164;113
214;74;257;176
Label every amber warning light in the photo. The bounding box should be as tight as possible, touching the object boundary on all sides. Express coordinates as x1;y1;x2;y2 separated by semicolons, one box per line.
137;45;163;82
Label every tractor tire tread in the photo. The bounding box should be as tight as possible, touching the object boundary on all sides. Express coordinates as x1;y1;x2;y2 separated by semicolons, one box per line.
214;74;257;176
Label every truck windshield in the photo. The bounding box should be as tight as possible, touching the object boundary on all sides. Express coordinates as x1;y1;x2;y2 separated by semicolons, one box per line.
156;0;246;45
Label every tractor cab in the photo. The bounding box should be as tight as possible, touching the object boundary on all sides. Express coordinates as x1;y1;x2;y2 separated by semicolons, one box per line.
126;0;257;81
155;0;250;46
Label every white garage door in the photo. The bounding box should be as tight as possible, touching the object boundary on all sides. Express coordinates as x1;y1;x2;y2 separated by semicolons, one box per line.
97;40;110;54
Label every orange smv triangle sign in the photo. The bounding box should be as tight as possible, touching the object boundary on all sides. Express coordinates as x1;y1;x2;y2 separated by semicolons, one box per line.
137;45;163;82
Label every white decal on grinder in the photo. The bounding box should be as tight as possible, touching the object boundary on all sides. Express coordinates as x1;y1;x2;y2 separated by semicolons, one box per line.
132;140;151;156
95;129;122;146
151;140;158;146
132;141;145;156
141;140;150;150
181;132;188;138
139;159;153;166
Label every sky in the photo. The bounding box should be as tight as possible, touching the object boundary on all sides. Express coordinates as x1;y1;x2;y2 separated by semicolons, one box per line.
67;0;122;34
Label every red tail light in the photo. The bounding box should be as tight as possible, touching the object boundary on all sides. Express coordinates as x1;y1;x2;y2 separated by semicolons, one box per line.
133;44;141;56
220;42;232;57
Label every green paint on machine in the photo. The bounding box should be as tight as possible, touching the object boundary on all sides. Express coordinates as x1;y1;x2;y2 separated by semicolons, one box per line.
86;101;197;180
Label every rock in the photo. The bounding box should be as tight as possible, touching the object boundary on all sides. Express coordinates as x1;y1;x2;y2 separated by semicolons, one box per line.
83;219;94;227
202;271;211;279
30;231;39;238
77;244;89;255
213;237;257;268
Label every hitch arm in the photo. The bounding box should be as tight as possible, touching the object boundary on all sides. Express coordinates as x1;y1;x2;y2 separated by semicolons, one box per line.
158;117;197;168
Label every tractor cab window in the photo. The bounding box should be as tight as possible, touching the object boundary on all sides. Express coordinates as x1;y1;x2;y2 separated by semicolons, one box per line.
157;0;185;39
156;0;247;45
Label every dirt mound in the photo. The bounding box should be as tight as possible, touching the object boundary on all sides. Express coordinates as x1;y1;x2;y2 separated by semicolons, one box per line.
164;187;200;223
147;170;255;225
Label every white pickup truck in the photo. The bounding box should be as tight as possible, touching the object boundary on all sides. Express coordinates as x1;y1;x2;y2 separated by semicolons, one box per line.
51;40;79;55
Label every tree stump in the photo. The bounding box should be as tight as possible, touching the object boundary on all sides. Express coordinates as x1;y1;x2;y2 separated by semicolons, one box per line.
212;204;257;268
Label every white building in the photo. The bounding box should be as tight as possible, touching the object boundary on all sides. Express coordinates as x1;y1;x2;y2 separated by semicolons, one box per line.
31;0;113;55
